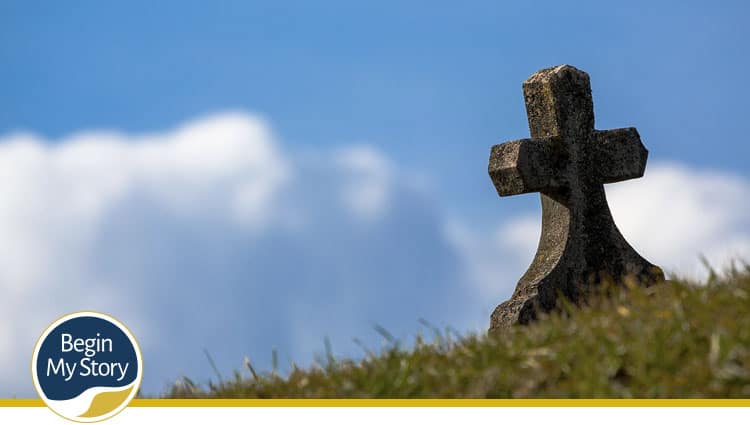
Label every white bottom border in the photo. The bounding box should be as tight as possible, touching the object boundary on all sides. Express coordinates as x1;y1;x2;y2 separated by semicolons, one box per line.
1;406;748;425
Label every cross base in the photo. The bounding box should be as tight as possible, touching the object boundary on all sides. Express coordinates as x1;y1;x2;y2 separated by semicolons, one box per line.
489;191;665;332
489;263;664;331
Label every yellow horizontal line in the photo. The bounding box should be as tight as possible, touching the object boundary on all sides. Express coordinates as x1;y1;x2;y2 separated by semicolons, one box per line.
0;400;45;407
2;399;749;408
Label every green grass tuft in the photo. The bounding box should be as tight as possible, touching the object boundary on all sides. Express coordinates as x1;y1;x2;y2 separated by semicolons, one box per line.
167;264;750;398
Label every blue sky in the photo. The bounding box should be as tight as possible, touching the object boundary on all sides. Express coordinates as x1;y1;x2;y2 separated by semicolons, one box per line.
1;1;749;395
4;1;749;221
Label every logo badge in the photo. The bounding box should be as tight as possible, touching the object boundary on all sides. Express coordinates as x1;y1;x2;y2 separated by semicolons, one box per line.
31;312;143;422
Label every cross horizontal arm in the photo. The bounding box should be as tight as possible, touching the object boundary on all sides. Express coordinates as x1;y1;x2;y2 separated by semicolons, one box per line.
488;137;560;196
593;128;648;184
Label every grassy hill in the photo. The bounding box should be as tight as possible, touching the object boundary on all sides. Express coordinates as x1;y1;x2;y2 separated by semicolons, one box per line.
167;263;750;398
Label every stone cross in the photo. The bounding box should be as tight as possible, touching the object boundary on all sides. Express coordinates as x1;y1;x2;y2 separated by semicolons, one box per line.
488;65;664;332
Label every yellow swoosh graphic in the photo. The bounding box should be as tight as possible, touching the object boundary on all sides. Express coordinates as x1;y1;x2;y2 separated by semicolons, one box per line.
78;387;133;418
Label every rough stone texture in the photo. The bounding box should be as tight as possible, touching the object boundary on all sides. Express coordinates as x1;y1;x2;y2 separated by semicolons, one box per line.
488;65;664;332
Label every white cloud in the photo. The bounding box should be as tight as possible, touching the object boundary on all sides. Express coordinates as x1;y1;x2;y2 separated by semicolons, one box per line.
334;145;394;221
442;219;531;302
464;162;750;297
0;112;291;394
0;112;747;396
0;112;478;395
609;162;750;277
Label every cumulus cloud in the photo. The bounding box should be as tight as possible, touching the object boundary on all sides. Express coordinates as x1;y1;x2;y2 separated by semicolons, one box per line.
608;163;750;277
334;146;394;220
0;112;481;395
0;112;747;396
0;113;288;393
464;162;750;298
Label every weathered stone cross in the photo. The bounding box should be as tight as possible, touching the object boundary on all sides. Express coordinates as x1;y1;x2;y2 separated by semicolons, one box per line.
488;65;664;332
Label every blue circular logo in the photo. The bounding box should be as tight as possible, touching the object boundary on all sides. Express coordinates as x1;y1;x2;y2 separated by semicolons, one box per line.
31;312;143;422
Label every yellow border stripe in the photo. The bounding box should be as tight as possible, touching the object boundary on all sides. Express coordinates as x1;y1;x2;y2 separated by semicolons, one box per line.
1;399;749;408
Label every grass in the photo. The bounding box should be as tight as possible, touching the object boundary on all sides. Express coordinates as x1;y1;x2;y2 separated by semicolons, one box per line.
166;263;750;398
